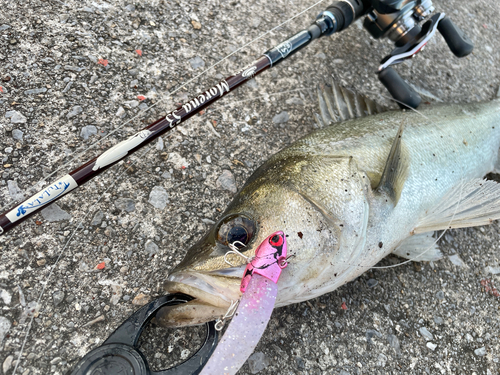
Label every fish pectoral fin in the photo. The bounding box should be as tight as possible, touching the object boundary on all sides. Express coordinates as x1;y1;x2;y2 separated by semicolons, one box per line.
375;124;409;205
392;232;443;262
414;178;500;234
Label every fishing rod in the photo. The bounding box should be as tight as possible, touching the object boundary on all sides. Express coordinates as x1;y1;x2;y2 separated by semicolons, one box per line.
0;0;472;235
1;0;368;234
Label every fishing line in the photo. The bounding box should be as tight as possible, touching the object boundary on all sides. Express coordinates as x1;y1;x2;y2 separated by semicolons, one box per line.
9;0;331;371
12;146;154;375
0;0;329;214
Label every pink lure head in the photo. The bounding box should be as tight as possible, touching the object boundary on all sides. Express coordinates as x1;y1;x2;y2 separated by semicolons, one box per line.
240;231;288;292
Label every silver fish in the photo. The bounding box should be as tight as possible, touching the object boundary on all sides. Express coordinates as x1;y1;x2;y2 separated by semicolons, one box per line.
156;82;500;327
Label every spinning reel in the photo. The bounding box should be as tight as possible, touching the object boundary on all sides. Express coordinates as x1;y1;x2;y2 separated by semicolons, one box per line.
318;0;474;108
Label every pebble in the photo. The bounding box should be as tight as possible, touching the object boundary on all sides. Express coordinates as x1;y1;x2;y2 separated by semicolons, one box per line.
294;356;305;370
366;329;382;344
247;352;270;374
448;254;468;267
132;293;150;306
217;170;237;193
148;186;169;209
64;65;85;72
367;279;378;288
53;291;65;307
3;355;13;374
419;327;434;341
123;100;139;108
387;334;401;354
80;125;97;140
91;211;104;226
115;106;125;117
7;180;24;200
123;295;130;301
426;342;437;351
87;54;98;63
41;203;71;222
189;56;205;69
145;240;159;257
67;105;83;118
286;97;304;105
272;111;289;124
485;266;500;275
12;129;24;140
246;79;258;89
474;347;486;356
110;285;123;305
9;111;27;124
24;87;47;95
191;20;201;29
37;258;47;266
435;290;445;300
156;137;164;151
62;81;73;93
120;266;129;274
0;316;11;342
180;349;190;360
167;152;189;169
433;316;444;325
5;147;13;153
0;289;12;305
104;226;115;237
50;357;62;365
114;197;135;212
161;171;172;179
377;353;387;367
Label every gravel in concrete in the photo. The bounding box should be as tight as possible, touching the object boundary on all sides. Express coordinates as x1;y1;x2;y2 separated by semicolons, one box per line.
0;0;499;374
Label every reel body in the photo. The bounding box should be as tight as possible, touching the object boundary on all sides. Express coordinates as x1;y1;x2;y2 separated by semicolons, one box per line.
319;0;474;108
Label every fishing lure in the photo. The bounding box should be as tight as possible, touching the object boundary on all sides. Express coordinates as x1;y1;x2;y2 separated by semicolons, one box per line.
200;231;288;375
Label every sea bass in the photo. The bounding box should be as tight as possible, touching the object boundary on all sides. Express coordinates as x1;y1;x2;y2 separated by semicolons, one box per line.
156;83;500;327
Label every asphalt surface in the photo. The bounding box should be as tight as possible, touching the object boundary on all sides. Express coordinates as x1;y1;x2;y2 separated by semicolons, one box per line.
0;0;499;374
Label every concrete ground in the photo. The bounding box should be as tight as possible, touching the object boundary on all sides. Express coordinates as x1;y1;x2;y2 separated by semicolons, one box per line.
0;0;499;374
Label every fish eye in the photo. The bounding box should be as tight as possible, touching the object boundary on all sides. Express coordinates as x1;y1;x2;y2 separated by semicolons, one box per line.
216;215;256;249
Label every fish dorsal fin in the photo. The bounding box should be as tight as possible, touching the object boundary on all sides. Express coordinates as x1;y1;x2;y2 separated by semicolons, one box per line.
392;232;443;262
413;179;500;234
314;78;389;127
375;124;408;205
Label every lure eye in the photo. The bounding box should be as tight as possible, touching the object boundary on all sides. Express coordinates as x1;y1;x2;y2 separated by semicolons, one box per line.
216;215;256;249
269;234;283;247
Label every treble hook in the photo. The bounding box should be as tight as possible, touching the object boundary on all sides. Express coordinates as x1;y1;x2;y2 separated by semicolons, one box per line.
223;241;249;266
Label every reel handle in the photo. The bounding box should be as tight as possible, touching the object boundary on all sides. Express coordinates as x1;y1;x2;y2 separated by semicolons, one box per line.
437;16;474;58
378;67;421;109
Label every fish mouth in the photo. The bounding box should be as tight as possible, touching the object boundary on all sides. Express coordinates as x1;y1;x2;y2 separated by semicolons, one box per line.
155;268;244;328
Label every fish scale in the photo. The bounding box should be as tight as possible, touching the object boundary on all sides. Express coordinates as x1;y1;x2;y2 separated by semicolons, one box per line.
157;88;500;327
